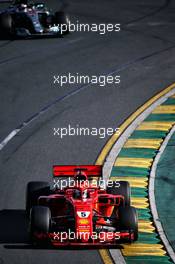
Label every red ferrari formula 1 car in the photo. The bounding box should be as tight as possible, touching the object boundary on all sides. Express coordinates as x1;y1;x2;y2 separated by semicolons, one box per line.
26;165;138;247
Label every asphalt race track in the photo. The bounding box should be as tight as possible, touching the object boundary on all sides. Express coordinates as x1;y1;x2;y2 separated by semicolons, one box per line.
0;0;175;263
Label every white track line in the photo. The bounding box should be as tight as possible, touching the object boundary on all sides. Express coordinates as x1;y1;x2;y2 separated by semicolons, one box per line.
149;125;175;263
102;87;175;263
0;129;20;151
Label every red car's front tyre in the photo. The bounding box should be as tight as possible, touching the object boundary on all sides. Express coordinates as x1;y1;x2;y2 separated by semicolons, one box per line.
118;206;138;242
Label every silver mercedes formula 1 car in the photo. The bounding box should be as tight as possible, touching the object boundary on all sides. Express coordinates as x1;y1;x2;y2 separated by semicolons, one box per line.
0;0;70;38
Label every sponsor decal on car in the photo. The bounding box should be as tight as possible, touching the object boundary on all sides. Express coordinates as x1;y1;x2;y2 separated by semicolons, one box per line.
77;211;90;218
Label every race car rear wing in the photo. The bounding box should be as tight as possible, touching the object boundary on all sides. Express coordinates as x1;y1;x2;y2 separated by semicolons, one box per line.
53;165;102;177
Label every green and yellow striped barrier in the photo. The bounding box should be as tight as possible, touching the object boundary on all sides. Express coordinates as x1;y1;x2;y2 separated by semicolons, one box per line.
109;95;175;264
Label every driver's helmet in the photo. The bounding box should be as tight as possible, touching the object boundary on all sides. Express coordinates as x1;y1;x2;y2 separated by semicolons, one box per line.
73;189;81;199
75;170;87;182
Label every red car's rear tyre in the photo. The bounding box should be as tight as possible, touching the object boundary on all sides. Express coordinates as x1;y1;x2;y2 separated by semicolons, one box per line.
26;181;50;216
118;206;138;241
30;206;51;244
